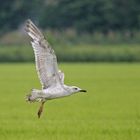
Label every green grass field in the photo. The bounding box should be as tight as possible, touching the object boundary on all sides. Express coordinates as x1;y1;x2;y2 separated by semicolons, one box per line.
0;63;140;140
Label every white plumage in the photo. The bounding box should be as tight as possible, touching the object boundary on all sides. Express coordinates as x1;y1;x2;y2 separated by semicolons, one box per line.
25;19;86;118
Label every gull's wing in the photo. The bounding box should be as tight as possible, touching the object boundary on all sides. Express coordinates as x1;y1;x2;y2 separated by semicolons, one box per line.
25;19;64;89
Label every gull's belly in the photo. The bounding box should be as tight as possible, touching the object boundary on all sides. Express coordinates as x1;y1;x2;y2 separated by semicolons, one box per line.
42;87;67;99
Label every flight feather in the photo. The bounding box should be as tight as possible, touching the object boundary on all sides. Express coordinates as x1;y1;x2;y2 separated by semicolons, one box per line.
25;19;64;89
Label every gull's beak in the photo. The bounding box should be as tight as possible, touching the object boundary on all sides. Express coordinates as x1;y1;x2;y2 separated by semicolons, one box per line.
80;89;87;92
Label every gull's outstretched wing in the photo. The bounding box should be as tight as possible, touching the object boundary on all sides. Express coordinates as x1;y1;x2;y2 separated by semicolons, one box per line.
25;19;64;89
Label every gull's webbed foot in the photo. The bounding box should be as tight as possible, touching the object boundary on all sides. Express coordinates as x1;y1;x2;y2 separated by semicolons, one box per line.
38;101;45;118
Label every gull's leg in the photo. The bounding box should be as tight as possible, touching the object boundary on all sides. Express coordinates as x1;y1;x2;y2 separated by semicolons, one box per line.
37;101;45;118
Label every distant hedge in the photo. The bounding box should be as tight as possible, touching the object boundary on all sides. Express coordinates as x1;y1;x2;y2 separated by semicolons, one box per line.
0;44;140;62
1;0;140;34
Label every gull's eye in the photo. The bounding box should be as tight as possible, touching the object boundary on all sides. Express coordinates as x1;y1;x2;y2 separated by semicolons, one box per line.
74;87;78;90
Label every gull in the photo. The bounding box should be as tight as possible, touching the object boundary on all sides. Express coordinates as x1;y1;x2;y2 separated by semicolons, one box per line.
25;19;87;118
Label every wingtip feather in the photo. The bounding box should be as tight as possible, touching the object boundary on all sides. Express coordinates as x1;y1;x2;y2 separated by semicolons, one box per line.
25;19;44;41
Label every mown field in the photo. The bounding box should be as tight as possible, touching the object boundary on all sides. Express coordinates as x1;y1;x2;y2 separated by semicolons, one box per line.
0;63;140;140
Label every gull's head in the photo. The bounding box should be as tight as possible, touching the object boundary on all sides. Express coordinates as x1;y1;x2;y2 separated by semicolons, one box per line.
70;86;87;93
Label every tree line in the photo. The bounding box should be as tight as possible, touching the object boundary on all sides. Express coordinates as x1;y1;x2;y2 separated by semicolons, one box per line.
0;0;140;34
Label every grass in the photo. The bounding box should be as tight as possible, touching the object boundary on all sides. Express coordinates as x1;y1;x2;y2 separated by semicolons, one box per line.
1;44;140;62
0;63;140;140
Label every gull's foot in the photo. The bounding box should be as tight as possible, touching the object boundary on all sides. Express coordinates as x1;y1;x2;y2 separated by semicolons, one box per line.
37;101;45;118
38;108;42;118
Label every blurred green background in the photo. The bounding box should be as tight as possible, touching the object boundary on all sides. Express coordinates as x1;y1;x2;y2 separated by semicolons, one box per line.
0;1;140;140
0;0;140;62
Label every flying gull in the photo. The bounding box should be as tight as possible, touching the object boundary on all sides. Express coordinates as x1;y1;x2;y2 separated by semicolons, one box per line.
25;19;87;118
